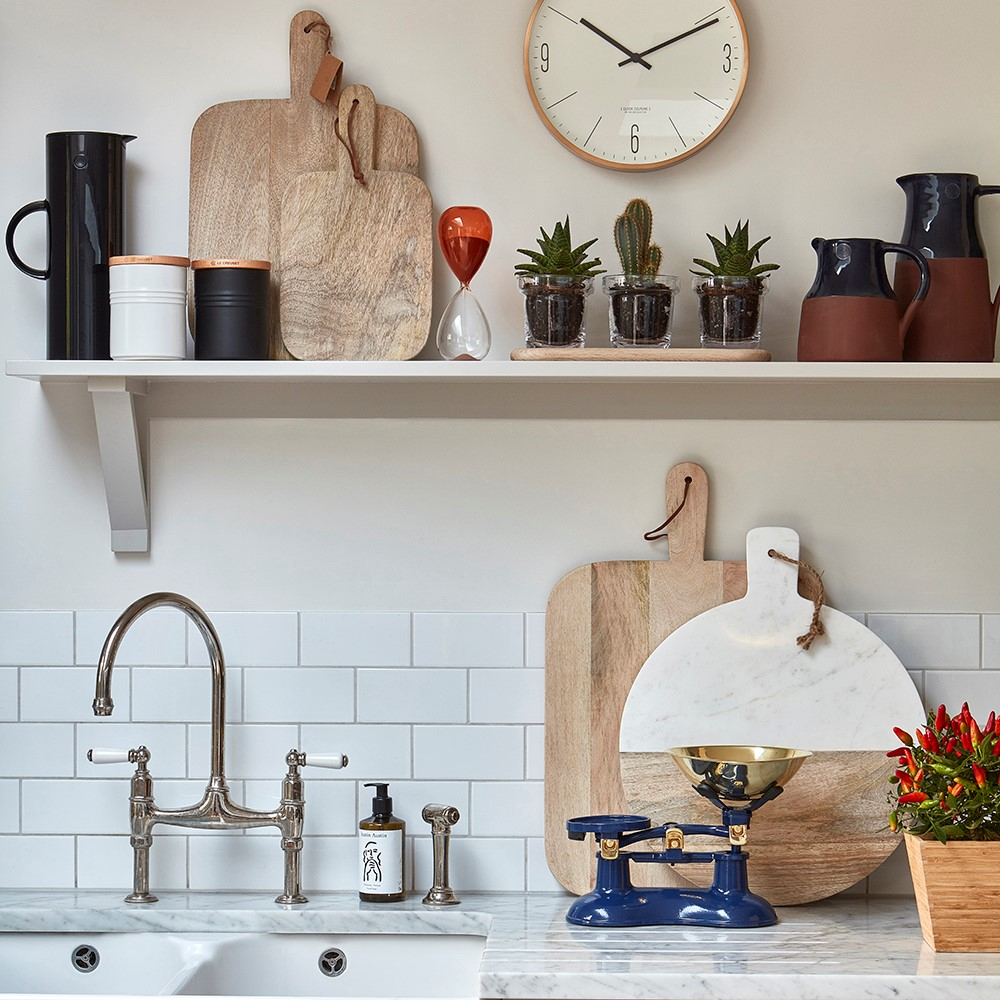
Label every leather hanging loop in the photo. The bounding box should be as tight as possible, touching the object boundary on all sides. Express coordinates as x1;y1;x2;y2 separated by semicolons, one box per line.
644;475;692;541
334;99;367;187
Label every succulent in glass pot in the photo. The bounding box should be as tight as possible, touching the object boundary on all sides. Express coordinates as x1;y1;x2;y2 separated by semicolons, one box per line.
515;217;604;348
692;220;779;348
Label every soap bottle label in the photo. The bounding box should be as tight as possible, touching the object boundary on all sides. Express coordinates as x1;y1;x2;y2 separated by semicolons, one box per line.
360;829;403;894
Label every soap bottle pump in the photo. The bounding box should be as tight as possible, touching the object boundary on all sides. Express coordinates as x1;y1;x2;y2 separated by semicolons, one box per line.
359;782;405;902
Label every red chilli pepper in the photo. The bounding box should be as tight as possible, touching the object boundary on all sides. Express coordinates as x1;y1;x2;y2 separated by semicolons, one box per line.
897;791;928;804
974;763;988;789
993;740;1000;758
961;732;973;752
986;712;996;736
936;704;949;731
904;748;918;775
971;719;983;749
893;727;914;747
913;767;924;785
926;730;940;754
949;782;964;797
886;747;910;758
963;702;973;724
946;737;958;755
995;716;1000;738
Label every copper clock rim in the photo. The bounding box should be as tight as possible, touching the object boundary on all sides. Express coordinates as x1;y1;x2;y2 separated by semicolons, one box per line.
522;0;750;171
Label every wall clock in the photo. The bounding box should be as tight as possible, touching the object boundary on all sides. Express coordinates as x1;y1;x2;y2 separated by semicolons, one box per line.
523;0;749;171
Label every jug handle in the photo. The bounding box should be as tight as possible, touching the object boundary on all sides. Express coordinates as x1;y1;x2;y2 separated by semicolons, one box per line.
880;241;930;350
5;201;49;280
981;188;1000;325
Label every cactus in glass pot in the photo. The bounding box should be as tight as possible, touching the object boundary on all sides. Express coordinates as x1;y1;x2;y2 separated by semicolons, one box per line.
605;198;677;347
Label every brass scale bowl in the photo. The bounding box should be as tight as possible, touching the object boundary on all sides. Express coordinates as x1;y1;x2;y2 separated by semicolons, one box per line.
667;744;812;801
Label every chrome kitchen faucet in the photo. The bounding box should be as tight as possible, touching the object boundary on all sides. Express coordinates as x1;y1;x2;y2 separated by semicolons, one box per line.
89;592;347;905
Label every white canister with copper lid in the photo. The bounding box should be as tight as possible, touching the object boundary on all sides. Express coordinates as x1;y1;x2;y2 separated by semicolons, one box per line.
109;255;190;360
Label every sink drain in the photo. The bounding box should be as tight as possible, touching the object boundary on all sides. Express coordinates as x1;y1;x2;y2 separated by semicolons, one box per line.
71;944;100;973
318;947;347;978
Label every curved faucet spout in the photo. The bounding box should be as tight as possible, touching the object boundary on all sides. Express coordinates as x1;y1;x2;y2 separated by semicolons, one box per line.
93;592;227;784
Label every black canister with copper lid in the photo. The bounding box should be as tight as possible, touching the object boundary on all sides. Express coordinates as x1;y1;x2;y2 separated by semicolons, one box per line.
192;259;270;360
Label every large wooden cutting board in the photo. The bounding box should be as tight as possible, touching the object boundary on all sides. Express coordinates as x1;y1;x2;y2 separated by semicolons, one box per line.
544;463;819;896
188;10;420;359
620;526;924;905
279;85;432;360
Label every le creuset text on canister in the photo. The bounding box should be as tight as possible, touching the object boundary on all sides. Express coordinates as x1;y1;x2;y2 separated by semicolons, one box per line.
5;131;135;360
109;256;190;360
192;258;271;360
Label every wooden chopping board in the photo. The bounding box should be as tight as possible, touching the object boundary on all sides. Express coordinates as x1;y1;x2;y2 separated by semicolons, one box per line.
279;85;432;360
619;526;925;905
188;10;420;360
544;462;819;897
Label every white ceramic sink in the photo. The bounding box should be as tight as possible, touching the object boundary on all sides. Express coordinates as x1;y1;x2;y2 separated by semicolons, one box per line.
0;931;487;998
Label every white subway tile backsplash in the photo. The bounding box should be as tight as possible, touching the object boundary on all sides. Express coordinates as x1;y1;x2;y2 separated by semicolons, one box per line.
0;780;18;833
0;835;75;887
0;723;74;777
527;838;566;893
924;670;1000;722
0;612;73;666
244;667;354;724
23;779;127;834
867;614;981;669
413;835;525;891
77;609;187;666
189;724;299;780
525;726;544;781
188;612;298;667
414;726;524;780
77;834;188;891
983;614;1000;670
242;778;356;837
470;669;544;724
302;613;411;667
301;837;359;892
0;668;16;721
358;669;466;724
189;834;288;891
525;613;545;669
76;723;189;779
21;666;121;722
471;781;543;837
301;724;411;780
133;667;242;723
414;614;523;668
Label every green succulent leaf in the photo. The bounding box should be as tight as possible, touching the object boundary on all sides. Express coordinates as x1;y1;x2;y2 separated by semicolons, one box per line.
514;216;605;277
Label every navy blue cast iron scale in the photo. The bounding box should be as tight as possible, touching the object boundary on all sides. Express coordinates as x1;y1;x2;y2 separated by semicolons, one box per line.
565;745;810;929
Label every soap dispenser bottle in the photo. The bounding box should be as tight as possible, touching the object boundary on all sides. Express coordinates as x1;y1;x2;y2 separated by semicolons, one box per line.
359;782;405;902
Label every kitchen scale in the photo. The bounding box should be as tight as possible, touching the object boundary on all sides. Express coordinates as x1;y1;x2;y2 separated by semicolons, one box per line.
566;745;811;928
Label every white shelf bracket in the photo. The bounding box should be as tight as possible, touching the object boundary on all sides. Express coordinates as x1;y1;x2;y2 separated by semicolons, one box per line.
87;377;149;553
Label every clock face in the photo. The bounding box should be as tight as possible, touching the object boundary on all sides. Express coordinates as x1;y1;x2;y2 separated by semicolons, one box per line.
524;0;748;170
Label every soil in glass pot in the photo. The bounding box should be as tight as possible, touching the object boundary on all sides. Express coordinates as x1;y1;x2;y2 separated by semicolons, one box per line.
604;275;680;347
518;274;593;348
695;275;768;348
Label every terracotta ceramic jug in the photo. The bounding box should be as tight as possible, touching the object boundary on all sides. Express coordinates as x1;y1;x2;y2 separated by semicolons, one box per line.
894;173;1000;362
798;238;930;362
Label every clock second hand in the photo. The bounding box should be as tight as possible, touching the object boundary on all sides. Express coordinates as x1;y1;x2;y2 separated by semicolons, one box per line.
616;18;720;67
579;18;653;70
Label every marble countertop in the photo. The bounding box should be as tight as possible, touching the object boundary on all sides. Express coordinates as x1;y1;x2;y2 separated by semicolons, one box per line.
2;890;1000;999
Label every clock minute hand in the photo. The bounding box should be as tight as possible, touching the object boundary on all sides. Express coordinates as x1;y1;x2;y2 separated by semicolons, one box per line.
580;18;653;70
616;18;720;67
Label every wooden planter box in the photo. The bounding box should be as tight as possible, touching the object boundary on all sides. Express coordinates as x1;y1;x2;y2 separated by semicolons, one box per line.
906;834;1000;951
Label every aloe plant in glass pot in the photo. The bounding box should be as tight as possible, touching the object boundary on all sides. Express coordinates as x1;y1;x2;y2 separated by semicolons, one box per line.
887;702;1000;951
515;217;604;348
604;198;679;348
692;220;779;348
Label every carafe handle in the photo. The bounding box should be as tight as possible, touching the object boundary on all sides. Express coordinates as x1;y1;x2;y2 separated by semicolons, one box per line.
979;187;1000;328
879;241;930;349
5;200;49;280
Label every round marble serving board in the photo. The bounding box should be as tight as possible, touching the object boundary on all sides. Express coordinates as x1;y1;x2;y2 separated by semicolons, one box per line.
619;526;924;905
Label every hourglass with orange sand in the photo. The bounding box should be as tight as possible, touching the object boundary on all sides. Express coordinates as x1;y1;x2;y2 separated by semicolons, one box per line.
435;207;492;360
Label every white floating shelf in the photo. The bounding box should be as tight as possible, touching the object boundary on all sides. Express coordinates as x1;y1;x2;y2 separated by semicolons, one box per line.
8;358;1000;554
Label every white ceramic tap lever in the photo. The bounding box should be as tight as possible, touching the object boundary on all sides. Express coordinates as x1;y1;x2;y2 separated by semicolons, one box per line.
302;753;349;769
87;748;135;765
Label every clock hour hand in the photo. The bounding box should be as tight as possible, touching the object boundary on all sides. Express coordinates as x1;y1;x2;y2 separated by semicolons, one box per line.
616;17;720;67
580;18;653;70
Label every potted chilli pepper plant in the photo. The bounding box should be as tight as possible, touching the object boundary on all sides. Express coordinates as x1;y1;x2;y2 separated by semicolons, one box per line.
887;702;1000;952
603;198;679;347
692;220;779;348
515;217;604;348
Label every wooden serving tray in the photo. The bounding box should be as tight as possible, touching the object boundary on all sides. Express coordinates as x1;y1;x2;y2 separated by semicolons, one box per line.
510;348;771;361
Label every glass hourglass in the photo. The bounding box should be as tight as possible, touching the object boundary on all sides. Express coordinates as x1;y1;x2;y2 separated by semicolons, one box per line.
435;207;492;360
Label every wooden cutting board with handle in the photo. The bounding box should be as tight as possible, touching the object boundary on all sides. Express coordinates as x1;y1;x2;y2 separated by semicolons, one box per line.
188;10;420;360
278;85;433;360
619;526;924;905
544;462;820;896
